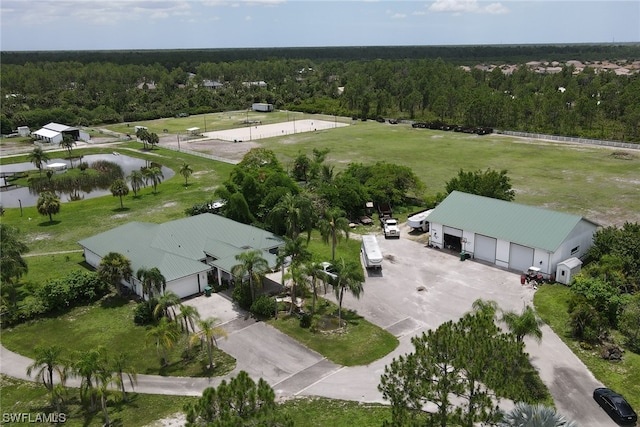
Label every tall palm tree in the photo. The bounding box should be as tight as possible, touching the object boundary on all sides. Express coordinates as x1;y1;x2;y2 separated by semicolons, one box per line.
303;261;324;314
0;224;29;291
95;369;116;426
36;191;60;222
136;266;167;303
472;298;499;320
72;346;107;411
128;170;145;196
109;178;129;209
26;345;67;401
27;146;50;178
318;207;350;261
190;317;227;370
146;317;181;366
136;127;150;150
499;402;577;427
276;235;312;286
268;192;315;240
148;132;159;149
143;166;164;194
110;352;137;402
284;263;307;315
501;305;544;343
59;135;77;168
153;291;181;320
177;304;201;335
231;249;270;304
97;252;133;296
331;258;364;325
179;162;193;186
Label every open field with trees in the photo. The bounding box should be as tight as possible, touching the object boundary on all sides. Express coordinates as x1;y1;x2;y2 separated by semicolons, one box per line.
1;114;638;424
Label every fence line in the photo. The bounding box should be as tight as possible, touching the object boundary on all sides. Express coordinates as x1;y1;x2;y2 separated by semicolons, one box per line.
497;130;639;150
160;144;240;165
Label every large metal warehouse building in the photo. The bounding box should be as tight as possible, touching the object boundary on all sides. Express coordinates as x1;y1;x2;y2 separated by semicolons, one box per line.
427;191;599;277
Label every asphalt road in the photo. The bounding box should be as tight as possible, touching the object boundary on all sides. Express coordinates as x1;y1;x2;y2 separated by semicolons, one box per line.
0;231;617;426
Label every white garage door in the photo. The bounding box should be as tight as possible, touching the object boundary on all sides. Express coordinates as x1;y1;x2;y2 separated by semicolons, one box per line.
168;276;201;299
475;234;497;263
443;226;463;237
509;243;534;273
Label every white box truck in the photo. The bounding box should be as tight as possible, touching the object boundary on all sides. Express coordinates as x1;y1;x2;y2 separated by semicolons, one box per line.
361;234;383;270
252;103;274;112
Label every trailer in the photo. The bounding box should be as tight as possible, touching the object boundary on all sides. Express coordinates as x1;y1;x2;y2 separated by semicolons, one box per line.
407;209;433;232
252;103;274;112
361;234;383;270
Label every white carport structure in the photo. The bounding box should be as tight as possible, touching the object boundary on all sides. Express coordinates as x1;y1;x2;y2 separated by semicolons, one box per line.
33;128;63;144
426;191;598;278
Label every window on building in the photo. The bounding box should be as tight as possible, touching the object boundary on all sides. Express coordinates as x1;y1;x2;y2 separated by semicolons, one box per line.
570;246;579;255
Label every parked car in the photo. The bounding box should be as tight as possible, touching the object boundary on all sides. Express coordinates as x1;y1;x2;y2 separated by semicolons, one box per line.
593;387;637;425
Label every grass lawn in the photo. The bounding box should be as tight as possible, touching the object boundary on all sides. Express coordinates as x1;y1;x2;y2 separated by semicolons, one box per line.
268;298;399;366
0;295;236;378
0;374;195;427
534;284;640;410
279;397;391;426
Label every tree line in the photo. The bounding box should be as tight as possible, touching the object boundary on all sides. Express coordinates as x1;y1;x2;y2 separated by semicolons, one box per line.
2;50;640;141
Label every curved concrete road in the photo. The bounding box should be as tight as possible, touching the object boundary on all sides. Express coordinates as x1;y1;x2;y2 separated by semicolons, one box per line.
1;235;617;426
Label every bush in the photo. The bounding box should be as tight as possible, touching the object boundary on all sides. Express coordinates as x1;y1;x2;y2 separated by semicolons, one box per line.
250;295;275;318
232;282;252;310
299;313;312;328
133;301;155;325
36;270;108;312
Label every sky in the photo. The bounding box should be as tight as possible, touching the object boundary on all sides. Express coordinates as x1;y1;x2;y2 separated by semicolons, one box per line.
1;0;638;51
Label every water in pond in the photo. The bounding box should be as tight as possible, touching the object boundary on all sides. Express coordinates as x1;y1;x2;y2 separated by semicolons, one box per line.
0;153;174;208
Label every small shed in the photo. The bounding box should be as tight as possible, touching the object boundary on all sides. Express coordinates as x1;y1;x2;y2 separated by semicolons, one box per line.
17;126;30;137
555;257;583;285
186;127;200;136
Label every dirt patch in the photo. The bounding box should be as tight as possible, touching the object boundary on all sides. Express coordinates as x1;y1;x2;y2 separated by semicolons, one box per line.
29;233;52;242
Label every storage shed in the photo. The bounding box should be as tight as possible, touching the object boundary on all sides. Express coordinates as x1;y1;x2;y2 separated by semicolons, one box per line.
426;191;598;277
555;257;583;285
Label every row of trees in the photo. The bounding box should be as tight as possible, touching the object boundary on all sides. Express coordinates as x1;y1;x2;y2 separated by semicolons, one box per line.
2;55;640;141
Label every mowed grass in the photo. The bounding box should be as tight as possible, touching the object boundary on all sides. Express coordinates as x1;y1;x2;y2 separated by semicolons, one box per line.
1;296;236;378
279;397;391;426
534;285;640;410
0;375;195;427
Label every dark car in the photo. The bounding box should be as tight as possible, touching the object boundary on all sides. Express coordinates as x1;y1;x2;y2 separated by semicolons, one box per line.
593;387;637;425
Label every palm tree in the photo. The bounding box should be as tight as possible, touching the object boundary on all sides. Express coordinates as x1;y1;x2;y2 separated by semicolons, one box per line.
147;317;181;366
26;345;67;401
136;127;150;150
179;162;193;186
95;369;116;426
268;192;315;240
276;235;312;286
143;166;164;194
110;352;137;402
190;318;227;370
231;249;270;304
472;298;499;320
303;261;324;314
27;146;50;178
109;178;129;209
331;258;364;325
501;305;544;343
318;207;350;261
148;132;159;149
128;170;145;196
0;224;29;293
136;266;166;303
153;291;181;320
177;304;201;335
97;252;133;296
284;263;307;315
36;191;61;222
499;402;577;427
59;135;77;168
72;346;107;411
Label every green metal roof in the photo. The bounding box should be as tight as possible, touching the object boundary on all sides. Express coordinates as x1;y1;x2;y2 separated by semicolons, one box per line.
78;213;284;281
427;191;597;252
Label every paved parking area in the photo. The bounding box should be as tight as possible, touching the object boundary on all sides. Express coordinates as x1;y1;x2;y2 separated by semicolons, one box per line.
181;233;615;426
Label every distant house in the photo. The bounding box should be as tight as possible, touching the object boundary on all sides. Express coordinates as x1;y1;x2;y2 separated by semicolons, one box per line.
33;122;90;144
78;213;285;299
426;191;598;277
243;81;267;88
202;79;224;89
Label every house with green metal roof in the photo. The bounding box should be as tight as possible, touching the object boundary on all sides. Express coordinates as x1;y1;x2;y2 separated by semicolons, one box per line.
78;213;284;299
426;191;598;278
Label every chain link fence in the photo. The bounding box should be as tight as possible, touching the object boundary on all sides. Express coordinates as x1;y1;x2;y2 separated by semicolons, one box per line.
496;130;639;150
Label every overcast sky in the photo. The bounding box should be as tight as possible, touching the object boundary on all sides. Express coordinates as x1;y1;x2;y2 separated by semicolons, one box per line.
1;0;638;51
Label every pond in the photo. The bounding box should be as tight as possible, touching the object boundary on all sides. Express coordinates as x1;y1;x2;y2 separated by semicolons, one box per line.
0;153;174;208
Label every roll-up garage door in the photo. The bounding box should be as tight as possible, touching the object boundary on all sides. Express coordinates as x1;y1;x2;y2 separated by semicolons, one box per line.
475;234;497;263
509;243;534;272
443;226;463;237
